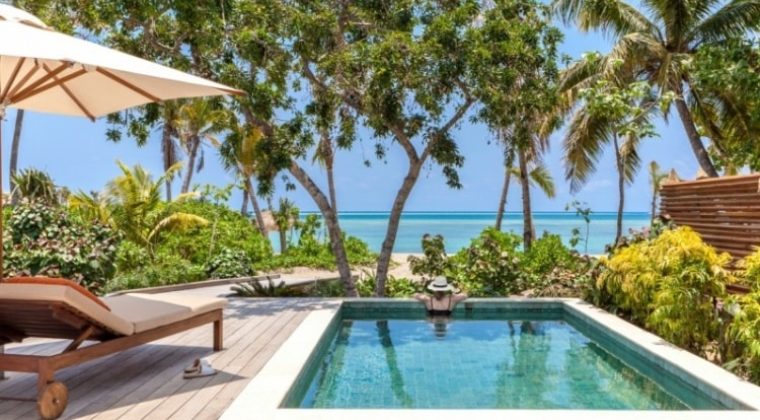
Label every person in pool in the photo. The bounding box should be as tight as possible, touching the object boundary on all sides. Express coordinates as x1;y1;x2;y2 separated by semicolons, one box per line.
414;276;467;316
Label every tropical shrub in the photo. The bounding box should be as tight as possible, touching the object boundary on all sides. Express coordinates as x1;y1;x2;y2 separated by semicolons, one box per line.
159;200;272;266
105;253;205;292
114;240;149;273
356;272;423;298
740;248;760;288
4;201;119;292
598;227;730;353
408;234;450;281
448;228;526;296
724;292;760;382
205;248;254;279
11;168;60;205
523;232;577;275
231;279;306;297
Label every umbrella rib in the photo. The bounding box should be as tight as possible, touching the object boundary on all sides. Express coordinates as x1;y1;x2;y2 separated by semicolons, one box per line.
96;68;161;102
0;57;26;102
41;63;95;121
5;60;40;103
11;67;87;104
9;62;69;103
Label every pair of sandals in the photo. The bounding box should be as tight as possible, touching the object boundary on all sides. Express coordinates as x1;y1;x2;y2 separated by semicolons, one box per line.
183;358;217;379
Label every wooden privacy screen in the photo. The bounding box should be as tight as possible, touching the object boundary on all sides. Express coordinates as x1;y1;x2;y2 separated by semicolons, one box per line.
660;173;760;259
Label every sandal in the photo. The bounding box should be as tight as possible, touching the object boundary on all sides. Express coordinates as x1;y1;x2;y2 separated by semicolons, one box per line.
183;359;217;379
184;358;202;374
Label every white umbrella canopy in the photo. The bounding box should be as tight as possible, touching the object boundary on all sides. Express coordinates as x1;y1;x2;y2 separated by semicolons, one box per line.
0;4;242;119
0;4;242;278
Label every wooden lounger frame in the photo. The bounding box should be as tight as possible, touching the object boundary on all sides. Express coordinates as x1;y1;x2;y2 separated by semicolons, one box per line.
0;299;223;418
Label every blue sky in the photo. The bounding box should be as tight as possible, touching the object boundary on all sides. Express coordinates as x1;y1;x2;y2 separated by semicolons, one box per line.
0;20;702;213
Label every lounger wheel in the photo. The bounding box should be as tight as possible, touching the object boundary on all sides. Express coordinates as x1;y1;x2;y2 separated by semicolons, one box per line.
37;382;68;420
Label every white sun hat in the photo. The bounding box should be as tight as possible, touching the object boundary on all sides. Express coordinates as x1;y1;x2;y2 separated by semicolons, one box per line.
427;276;457;292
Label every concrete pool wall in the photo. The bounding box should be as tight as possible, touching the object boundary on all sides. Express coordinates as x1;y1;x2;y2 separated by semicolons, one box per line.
221;298;760;420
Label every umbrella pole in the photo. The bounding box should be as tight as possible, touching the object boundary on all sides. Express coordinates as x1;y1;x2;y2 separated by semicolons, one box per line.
0;108;4;381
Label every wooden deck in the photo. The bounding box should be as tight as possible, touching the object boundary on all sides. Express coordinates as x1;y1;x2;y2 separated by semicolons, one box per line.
0;295;334;419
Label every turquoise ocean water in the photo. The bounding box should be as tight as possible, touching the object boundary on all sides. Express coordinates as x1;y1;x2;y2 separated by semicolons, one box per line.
289;212;650;255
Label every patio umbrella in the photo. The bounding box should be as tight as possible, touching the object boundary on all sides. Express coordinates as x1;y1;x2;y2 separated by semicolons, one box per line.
0;5;243;276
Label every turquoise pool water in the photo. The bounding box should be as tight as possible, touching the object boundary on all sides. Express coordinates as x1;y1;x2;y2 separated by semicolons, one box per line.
275;212;651;254
289;307;727;410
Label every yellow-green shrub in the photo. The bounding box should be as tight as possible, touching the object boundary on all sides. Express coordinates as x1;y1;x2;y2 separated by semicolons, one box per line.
724;292;760;382
598;227;731;353
740;249;760;288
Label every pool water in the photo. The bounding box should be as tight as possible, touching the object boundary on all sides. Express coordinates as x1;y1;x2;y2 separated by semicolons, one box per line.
293;314;720;410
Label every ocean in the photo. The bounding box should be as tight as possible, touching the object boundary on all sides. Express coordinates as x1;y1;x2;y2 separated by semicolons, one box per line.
287;212;651;255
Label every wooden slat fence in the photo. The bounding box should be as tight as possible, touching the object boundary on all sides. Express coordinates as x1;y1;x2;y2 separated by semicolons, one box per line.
660;173;760;259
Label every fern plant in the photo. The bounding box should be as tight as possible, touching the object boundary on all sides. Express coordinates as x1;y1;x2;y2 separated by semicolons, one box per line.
231;279;305;297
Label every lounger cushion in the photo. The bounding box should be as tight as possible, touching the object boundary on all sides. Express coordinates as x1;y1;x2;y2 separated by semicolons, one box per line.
5;276;111;311
104;293;226;333
0;283;134;336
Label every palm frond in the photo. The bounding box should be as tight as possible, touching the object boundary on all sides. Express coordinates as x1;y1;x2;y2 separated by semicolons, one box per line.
554;0;660;39
690;0;760;44
563;107;614;193
528;164;556;198
147;213;208;244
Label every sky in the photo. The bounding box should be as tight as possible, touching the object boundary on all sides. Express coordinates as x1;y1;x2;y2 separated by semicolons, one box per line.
0;19;704;214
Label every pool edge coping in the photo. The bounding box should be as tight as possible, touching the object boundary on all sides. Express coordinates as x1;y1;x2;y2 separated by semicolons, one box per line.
220;298;760;420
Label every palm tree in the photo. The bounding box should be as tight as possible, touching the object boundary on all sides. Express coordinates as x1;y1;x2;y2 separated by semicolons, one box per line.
175;99;227;194
313;128;338;211
648;161;667;224
495;147;556;235
220;124;268;236
562;76;656;246
70;162;207;256
554;0;760;178
159;102;182;201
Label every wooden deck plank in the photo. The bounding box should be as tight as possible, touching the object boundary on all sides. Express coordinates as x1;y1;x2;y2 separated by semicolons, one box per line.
165;309;308;420
0;297;323;420
117;303;301;419
82;300;278;420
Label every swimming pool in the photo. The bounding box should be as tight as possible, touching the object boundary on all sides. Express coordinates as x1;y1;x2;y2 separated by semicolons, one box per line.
222;299;760;420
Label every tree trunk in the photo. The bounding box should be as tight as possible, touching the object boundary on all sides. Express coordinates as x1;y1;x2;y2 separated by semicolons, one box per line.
495;166;511;231
375;159;425;296
651;188;657;225
241;187;249;216
289;162;357;297
245;176;267;236
673;88;718;177
160;123;174;201
278;229;287;254
181;136;200;194
518;149;534;250
326;158;338;212
9;109;24;205
613;134;624;246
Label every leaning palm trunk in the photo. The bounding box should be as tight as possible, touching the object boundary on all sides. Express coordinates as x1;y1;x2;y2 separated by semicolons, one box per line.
289;162;357;297
241;188;249;215
375;159;425;296
181;135;201;193
674;94;718;178
9;109;23;205
495;166;511;231
613;134;624;245
244;176;267;236
518;149;534;250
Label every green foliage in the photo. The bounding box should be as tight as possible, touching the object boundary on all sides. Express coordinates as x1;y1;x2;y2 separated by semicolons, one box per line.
231;279;306;298
11;168;61;205
524;233;578;275
448;228;526;297
741;247;760;288
724;292;760;382
4;201;119;292
205;248;254;279
598;227;730;353
158;200;272;266
408;234;450;281
566;200;592;252
105;253;205;293
356;272;423;298
114;240;149;273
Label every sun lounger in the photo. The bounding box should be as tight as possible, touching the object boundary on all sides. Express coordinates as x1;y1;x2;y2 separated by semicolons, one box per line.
0;277;226;419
